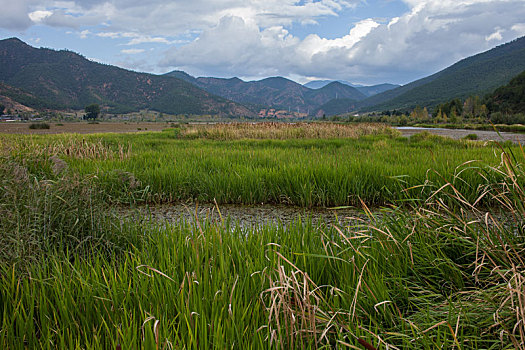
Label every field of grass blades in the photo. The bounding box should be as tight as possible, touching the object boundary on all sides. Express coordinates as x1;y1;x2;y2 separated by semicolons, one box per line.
3;125;517;208
0;123;523;349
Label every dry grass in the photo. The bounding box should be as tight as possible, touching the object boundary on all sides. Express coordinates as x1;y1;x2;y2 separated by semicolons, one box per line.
178;122;399;140
0;136;131;161
261;250;380;349
0;122;169;134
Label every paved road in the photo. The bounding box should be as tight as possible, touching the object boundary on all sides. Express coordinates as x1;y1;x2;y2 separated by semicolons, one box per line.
397;127;525;144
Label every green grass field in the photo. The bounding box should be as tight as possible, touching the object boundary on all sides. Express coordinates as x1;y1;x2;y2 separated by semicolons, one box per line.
0;123;523;349
4;123;518;207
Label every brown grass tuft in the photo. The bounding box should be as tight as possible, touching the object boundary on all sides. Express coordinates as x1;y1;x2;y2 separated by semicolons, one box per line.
178;122;399;140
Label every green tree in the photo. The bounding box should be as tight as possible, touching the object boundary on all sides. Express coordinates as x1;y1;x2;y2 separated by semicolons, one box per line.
84;104;100;120
434;108;443;124
409;106;429;121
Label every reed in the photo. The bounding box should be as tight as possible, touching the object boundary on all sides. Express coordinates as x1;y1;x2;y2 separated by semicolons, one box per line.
175;122;400;140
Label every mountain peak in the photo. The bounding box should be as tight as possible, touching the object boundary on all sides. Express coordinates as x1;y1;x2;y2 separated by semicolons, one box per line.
0;37;26;44
0;38;253;117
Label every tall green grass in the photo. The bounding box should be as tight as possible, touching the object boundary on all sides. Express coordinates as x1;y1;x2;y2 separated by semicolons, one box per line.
0;125;523;349
17;129;515;208
0;152;138;272
1;181;523;348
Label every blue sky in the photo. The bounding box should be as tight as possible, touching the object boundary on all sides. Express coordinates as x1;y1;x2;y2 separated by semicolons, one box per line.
1;0;524;85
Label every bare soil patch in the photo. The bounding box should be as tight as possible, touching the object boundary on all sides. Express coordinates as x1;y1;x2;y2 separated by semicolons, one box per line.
0;122;171;134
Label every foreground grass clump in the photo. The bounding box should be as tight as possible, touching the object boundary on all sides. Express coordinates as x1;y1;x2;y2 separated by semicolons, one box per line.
0;143;138;271
1;151;524;348
0;125;525;349
0;125;524;348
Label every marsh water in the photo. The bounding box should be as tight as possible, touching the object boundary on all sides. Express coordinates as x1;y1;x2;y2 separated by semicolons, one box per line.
123;202;379;228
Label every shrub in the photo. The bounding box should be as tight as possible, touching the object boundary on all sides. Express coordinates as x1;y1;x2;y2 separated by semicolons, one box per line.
29;122;50;129
463;133;478;140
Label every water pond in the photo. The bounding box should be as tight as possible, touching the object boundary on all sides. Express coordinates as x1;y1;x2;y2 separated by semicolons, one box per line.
122;202;380;228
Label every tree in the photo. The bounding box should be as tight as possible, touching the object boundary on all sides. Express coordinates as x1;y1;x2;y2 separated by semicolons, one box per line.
0;104;5;115
434;108;443;124
84;104;100;120
409;106;429;121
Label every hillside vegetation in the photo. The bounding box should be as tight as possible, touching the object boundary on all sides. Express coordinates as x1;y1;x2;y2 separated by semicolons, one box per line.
314;97;358;116
0;38;253;117
359;36;525;112
485;69;525;115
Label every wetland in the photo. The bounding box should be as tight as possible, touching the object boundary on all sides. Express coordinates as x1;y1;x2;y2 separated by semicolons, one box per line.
1;122;524;349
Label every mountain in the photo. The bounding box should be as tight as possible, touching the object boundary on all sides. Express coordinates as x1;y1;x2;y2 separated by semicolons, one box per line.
165;70;198;85
359;36;525;112
304;80;399;97
304;80;339;89
356;84;401;97
307;82;365;106
314;98;359;117
0;83;42;112
485;69;525;114
0;38;253;116
304;80;361;89
164;72;366;114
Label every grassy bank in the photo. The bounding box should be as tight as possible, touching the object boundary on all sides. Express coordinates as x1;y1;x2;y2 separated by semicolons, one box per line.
2;123;520;208
1;123;524;348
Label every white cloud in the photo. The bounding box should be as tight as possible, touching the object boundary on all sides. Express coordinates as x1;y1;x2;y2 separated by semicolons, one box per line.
8;0;357;35
0;0;33;30
126;36;170;46
2;0;525;84
512;23;525;36
79;30;90;39
94;31;173;45
121;48;145;54
486;28;503;42
161;0;525;84
96;32;121;39
28;10;52;23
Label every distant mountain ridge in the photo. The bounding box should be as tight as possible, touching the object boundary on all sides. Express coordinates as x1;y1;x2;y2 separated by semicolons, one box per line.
3;36;524;119
164;71;366;114
304;80;400;97
0;38;253;116
358;35;525;112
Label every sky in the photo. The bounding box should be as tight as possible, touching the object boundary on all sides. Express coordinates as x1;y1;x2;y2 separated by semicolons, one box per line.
1;0;525;86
